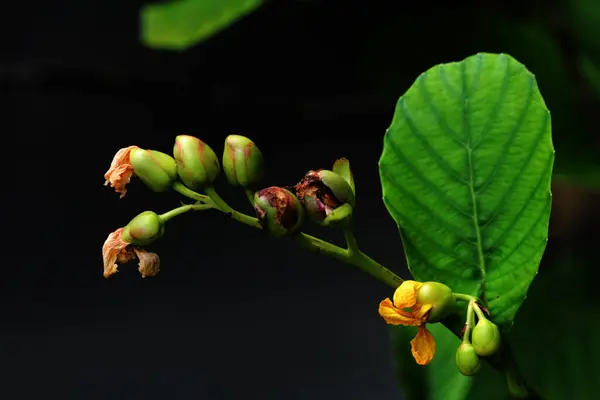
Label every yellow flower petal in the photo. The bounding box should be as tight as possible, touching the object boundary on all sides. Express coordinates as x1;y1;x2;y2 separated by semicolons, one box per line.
393;280;423;309
378;298;422;326
411;325;436;365
413;303;433;322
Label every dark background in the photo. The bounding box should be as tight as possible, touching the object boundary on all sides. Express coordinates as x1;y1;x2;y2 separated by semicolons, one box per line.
6;0;600;399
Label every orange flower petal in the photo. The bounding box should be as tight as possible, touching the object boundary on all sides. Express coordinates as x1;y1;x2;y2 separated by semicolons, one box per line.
102;228;134;278
378;298;422;326
411;325;436;365
393;280;423;309
133;248;160;278
413;303;433;322
104;146;139;198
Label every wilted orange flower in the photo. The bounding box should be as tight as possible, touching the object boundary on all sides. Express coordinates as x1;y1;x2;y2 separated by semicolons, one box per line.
104;146;139;198
102;227;160;278
379;280;436;365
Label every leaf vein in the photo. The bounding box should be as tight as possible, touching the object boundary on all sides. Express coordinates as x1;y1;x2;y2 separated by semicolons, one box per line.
476;74;536;194
417;74;467;147
479;112;550;231
380;164;475;245
382;192;479;269
473;54;511;149
383;131;472;218
399;97;470;185
485;152;554;253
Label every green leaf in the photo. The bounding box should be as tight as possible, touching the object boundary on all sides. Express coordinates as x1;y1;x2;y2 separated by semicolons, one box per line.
140;0;265;50
390;324;472;400
379;53;554;330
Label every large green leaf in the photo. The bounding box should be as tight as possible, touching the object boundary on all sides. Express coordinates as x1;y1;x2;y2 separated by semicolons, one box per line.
140;0;265;50
390;324;472;400
379;53;554;330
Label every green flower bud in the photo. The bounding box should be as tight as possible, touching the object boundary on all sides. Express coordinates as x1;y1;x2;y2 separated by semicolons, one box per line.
222;134;265;188
173;135;221;190
254;187;304;237
122;211;165;246
471;319;502;356
455;343;481;376
294;169;355;224
415;282;457;323
129;148;178;192
332;158;355;194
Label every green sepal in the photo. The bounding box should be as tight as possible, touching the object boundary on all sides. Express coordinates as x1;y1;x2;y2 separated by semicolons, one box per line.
129;148;178;192
122;211;165;246
472;319;502;356
332;158;355;194
455;343;481;377
416;282;457;323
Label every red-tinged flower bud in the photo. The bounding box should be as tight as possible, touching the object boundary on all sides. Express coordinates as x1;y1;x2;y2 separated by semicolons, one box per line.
254;187;304;237
121;211;165;246
129;148;178;192
222;135;264;188
173;135;221;190
294;169;355;224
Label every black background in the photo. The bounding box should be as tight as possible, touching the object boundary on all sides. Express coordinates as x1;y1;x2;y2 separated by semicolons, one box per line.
5;0;599;399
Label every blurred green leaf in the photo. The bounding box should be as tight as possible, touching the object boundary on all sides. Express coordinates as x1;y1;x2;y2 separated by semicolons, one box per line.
390;324;471;400
565;0;600;54
379;53;553;331
580;55;600;101
140;0;265;50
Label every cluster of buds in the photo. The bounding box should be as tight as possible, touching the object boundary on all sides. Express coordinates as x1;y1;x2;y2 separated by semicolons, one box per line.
102;131;358;276
102;134;264;278
454;301;501;376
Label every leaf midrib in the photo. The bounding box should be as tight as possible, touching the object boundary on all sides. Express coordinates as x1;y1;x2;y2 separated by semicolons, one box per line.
462;58;488;299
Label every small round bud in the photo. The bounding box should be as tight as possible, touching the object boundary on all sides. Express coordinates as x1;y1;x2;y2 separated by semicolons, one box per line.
415;282;457;323
173;135;220;190
294;169;355;224
254;187;304;237
471;319;502;356
129;148;178;192
222;135;264;188
455;343;481;376
122;211;165;246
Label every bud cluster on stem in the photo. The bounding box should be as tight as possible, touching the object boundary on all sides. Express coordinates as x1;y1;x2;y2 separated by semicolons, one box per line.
452;294;502;377
101;133;539;400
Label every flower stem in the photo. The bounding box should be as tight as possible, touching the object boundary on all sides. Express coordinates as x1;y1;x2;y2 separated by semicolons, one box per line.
187;195;542;399
454;293;478;303
204;186;263;229
462;300;476;344
472;302;487;321
295;231;403;287
244;188;256;206
159;203;213;222
172;182;211;203
343;228;360;256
